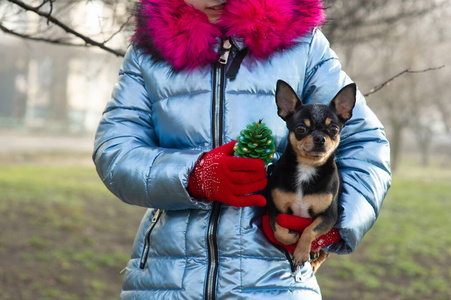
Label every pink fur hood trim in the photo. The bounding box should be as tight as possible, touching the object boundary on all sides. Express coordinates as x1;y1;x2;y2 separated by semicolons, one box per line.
133;0;325;71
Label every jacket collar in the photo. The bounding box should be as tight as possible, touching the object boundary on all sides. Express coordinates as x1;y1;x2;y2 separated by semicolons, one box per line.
133;0;325;71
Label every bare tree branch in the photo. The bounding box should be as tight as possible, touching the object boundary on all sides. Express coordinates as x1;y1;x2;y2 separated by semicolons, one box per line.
102;14;133;45
36;0;56;25
5;0;125;57
364;66;446;97
323;0;447;45
47;0;54;25
0;23;89;47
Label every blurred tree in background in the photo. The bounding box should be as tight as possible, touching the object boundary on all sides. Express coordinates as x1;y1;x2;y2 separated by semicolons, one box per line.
322;0;450;171
1;0;134;56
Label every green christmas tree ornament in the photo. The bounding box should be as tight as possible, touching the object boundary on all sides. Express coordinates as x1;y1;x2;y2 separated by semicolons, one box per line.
234;119;276;165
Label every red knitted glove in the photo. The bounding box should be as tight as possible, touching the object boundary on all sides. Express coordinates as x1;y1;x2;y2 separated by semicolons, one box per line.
262;213;341;252
188;141;267;207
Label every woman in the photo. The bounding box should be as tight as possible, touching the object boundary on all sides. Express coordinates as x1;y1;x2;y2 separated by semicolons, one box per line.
93;0;391;298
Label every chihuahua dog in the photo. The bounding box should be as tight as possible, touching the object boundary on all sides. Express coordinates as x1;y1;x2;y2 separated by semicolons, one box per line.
266;80;356;273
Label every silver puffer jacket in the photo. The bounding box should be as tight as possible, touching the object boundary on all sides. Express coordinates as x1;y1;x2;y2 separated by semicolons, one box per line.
93;0;391;298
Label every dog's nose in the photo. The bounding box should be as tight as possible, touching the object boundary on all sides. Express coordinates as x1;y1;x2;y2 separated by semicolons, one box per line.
313;136;326;145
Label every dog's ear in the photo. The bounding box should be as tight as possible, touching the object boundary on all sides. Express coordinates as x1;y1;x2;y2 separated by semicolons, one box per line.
275;80;303;120
330;83;356;123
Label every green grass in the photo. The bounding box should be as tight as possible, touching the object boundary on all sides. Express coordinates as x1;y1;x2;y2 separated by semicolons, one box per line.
0;165;108;204
0;161;145;300
317;158;451;300
1;156;450;299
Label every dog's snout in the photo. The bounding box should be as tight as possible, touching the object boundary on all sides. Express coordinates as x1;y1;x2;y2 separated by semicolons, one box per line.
313;136;326;145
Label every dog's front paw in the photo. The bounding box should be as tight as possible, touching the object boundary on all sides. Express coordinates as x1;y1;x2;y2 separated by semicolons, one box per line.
310;260;320;274
310;251;320;261
274;223;299;245
310;250;329;274
293;249;310;267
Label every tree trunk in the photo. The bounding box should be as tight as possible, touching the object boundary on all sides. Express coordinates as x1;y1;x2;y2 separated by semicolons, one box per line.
389;119;403;173
50;55;69;129
415;125;432;167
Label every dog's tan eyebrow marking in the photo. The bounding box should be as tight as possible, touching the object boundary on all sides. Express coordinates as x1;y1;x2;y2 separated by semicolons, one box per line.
325;118;332;126
304;119;311;127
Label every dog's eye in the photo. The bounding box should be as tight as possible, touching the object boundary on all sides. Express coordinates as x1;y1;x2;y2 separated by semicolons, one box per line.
329;125;339;135
296;125;307;134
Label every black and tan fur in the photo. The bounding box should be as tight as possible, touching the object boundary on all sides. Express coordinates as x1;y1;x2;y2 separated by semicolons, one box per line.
266;80;356;273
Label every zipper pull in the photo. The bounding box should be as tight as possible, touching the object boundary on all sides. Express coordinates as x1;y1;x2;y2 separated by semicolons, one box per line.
152;209;162;222
218;39;232;64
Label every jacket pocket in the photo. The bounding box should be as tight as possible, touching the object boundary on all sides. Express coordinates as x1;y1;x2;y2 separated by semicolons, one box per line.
139;209;163;269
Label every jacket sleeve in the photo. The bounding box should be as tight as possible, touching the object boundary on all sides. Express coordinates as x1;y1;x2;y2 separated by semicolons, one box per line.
92;45;208;210
302;29;392;254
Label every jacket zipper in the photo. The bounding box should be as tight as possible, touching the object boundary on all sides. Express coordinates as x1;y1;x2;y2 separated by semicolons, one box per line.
205;201;221;300
139;209;162;269
205;39;228;300
212;64;226;147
